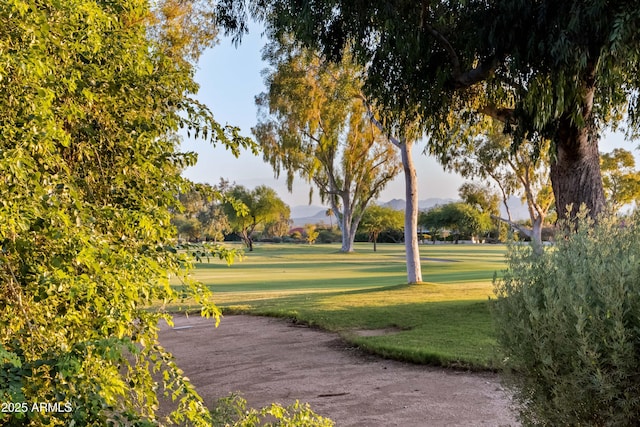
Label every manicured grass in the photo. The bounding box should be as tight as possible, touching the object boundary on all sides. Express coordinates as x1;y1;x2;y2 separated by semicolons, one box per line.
171;242;507;370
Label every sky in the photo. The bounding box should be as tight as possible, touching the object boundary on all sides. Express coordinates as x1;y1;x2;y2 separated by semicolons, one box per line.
179;24;639;210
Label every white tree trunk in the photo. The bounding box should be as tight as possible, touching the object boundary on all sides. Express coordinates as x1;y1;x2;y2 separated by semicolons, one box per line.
340;216;355;252
530;216;544;256
401;140;423;283
335;195;356;253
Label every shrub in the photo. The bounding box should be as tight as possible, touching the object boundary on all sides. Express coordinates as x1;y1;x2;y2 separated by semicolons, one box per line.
211;393;334;426
493;211;640;425
317;228;341;244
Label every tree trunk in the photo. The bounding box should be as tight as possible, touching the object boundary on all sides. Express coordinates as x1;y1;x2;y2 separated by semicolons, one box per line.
550;85;606;221
401;140;423;284
339;203;355;252
530;216;543;256
240;232;253;252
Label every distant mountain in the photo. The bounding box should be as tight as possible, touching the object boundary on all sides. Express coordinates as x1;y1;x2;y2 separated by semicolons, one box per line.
291;205;327;218
379;197;456;211
418;198;457;210
379;198;406;210
290;196;530;227
290;205;330;227
382;196;530;221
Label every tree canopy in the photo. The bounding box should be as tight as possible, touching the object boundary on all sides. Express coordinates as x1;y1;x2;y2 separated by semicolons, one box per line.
440;120;554;252
222;184;291;251
600;148;640;213
358;205;404;251
0;0;246;424
420;203;492;243
216;0;640;219
253;39;400;252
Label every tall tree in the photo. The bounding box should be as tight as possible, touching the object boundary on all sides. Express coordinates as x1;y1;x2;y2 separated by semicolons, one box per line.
441;122;554;254
216;0;640;220
362;109;425;282
0;0;248;425
253;40;400;252
600;148;640;213
223;185;290;251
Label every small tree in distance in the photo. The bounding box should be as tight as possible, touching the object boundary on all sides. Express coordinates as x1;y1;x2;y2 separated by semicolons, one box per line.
303;224;320;244
421;203;492;244
600;148;640;213
359;205;404;251
223;185;290;251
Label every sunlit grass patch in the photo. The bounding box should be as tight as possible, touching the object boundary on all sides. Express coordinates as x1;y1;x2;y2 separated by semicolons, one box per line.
169;242;507;369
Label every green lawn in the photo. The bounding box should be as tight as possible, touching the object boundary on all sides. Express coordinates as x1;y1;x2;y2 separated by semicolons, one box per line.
172;242;508;370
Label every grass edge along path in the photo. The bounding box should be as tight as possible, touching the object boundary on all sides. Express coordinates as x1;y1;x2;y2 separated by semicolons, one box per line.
170;243;507;371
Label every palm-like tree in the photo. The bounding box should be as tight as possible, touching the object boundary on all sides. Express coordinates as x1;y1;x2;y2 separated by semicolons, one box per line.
325;208;334;229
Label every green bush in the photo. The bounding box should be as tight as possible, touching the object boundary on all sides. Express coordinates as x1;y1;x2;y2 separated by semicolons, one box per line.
493;211;640;425
317;228;341;244
211;394;334;426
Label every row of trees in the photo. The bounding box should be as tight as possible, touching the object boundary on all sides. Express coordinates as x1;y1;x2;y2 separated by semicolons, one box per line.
172;180;547;250
175;143;640;252
171;181;292;250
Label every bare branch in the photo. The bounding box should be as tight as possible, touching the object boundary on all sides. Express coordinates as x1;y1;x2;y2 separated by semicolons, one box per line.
356;94;402;147
491;214;533;238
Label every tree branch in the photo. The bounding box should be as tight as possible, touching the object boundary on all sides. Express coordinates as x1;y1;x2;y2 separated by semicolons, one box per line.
451;56;499;89
478;105;516;124
491;214;533;238
420;10;461;78
356;94;402;147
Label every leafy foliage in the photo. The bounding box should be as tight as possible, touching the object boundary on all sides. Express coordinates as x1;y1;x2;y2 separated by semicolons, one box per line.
172;183;233;242
493;211;640;425
420;203;492;243
253;38;401;252
440;120;554;251
0;0;244;424
222;185;291;251
458;183;500;217
600;148;640;213
358;205;404;251
211;394;334;427
217;0;640;218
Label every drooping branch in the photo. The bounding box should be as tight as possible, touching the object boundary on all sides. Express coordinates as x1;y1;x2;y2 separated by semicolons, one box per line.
420;1;461;78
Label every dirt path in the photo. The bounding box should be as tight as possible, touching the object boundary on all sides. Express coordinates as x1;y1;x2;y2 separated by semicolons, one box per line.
159;315;518;426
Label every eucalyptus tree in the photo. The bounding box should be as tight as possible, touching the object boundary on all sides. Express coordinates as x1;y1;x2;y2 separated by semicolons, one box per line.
441;121;554;254
253;40;401;252
216;0;640;221
0;0;251;424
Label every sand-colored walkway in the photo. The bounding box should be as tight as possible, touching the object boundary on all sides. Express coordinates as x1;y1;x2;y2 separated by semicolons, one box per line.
159;314;518;426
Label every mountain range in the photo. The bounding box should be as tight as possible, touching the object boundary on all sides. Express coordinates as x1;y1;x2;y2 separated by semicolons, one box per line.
290;196;530;226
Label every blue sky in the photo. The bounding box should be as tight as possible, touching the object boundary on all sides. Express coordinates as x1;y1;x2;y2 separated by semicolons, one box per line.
179;25;637;209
